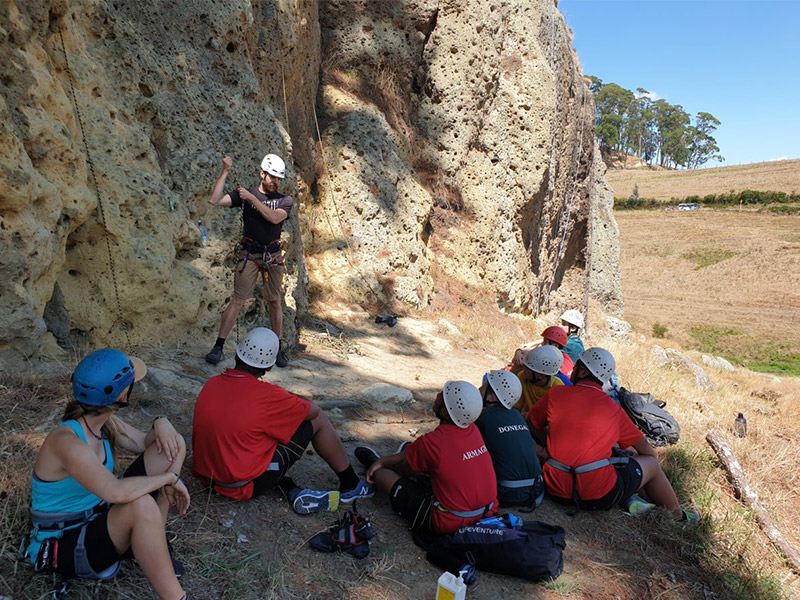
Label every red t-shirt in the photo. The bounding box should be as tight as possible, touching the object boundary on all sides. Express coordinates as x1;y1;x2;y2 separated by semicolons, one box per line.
528;381;643;500
192;369;310;500
405;423;498;534
561;352;574;377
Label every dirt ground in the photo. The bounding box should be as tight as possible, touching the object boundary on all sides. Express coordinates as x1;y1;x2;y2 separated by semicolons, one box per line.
4;303;799;600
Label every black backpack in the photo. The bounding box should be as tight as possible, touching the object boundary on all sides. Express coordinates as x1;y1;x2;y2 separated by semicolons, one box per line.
619;387;680;447
413;519;565;582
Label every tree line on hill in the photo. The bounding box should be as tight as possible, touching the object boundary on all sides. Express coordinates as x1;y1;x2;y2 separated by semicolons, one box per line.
615;188;800;211
588;77;724;170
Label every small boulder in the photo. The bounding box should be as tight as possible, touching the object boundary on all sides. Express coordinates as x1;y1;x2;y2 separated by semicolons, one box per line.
360;383;415;407
664;348;713;390
650;345;669;367
606;316;632;340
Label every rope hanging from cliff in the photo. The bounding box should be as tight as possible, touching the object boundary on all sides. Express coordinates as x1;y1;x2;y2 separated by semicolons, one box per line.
310;106;386;309
58;26;131;348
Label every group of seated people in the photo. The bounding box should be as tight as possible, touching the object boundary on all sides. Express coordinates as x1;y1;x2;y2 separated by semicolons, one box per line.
22;310;694;599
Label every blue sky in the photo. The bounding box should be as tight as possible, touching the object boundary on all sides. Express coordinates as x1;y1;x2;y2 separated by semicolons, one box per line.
559;0;800;167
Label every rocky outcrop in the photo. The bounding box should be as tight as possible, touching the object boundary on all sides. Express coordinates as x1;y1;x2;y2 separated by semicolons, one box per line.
0;0;620;368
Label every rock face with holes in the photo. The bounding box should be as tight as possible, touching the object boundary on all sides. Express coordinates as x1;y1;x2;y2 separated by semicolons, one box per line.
312;0;618;316
0;0;620;368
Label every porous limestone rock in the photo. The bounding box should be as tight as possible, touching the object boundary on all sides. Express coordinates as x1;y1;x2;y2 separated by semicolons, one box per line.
702;354;735;373
1;0;621;369
664;348;714;391
606;316;632;340
650;345;669;368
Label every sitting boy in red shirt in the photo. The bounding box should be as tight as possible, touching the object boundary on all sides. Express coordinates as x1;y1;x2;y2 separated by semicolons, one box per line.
355;381;498;534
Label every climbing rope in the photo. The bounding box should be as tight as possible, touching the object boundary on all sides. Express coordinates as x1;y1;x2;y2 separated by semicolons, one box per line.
311;107;386;309
58;26;131;348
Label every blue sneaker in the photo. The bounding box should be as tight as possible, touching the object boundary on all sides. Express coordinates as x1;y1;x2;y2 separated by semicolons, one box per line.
340;478;375;503
289;488;340;515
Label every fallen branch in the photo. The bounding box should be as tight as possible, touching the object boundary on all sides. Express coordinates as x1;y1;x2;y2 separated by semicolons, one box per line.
706;429;800;574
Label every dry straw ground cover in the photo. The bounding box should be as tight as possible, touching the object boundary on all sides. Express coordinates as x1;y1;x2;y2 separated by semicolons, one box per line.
616;208;800;375
606;158;800;201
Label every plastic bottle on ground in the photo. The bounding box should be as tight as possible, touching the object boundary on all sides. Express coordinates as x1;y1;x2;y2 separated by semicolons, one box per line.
198;220;209;245
436;571;466;600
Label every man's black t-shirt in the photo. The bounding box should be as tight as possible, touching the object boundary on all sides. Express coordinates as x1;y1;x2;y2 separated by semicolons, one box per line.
229;187;293;247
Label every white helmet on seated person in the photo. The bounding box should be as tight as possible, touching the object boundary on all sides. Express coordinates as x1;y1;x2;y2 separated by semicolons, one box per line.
442;380;482;428
485;370;523;409
522;345;563;377
260;154;286;179
579;347;615;383
560;309;585;330
236;327;280;369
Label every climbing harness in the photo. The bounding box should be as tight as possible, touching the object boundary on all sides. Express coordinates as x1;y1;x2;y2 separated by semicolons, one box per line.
546;454;628;514
19;503;120;580
234;238;284;274
434;500;494;519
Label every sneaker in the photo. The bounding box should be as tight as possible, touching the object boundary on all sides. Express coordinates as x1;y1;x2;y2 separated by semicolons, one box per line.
625;494;655;516
396;441;411;454
354;446;380;469
340;478;375;503
205;346;224;365
681;507;700;525
275;349;289;368
289;488;340;515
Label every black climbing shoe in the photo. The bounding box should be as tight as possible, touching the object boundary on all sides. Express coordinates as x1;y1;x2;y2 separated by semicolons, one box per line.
309;508;374;559
275;349;289;368
205;346;223;365
354;446;380;469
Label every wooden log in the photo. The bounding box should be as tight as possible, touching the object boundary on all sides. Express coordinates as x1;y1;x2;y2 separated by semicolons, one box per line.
706;429;800;574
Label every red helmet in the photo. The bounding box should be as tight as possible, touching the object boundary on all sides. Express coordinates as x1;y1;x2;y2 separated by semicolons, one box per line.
541;326;568;348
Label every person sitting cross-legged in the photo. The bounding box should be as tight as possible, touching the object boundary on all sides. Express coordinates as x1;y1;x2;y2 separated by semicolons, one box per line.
475;370;544;509
354;381;498;534
192;327;374;514
528;347;697;522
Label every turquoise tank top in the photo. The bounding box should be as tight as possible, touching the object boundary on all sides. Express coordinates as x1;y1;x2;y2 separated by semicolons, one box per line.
31;420;114;514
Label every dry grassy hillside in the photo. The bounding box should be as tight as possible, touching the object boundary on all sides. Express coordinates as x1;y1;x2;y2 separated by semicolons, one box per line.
607;159;800;200
616;209;800;375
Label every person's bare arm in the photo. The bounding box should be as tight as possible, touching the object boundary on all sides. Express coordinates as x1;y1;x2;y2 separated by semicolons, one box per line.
55;432;183;505
238;187;288;225
365;452;408;483
209;156;234;207
631;436;656;459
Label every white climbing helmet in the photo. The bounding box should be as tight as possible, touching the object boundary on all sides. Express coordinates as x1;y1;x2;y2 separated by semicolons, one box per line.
522;345;564;377
236;327;280;369
579;347;615;383
442;380;482;428
485;370;522;409
560;309;585;330
260;154;286;179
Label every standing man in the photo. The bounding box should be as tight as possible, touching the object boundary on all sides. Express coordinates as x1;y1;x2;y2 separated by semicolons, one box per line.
205;154;292;367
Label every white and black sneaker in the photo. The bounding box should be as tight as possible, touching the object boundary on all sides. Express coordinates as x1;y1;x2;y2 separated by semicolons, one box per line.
354;446;380;469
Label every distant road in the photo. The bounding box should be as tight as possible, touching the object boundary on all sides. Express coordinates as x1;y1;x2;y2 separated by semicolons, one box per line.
606;158;800;201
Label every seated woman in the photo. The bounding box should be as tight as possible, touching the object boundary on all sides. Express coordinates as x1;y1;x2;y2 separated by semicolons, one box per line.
23;349;192;600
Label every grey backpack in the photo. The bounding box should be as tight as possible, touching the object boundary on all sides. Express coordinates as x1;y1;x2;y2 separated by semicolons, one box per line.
619;388;680;447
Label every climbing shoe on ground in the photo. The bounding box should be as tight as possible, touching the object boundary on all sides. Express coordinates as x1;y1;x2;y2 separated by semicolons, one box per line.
205;346;223;365
289;488;340;515
340;478;375;503
681;507;700;525
625;493;655;516
275;349;289;368
396;441;411;453
354;446;380;469
309;508;375;559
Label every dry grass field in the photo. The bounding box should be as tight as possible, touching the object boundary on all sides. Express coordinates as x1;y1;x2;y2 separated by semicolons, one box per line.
607;159;800;201
616;208;800;375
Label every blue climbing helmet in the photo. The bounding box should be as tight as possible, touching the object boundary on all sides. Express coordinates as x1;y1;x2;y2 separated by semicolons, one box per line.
72;349;146;406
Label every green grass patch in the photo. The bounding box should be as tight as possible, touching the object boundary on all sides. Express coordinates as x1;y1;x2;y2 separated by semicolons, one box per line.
652;323;668;338
542;575;582;596
688;326;744;353
681;247;737;269
747;352;800;377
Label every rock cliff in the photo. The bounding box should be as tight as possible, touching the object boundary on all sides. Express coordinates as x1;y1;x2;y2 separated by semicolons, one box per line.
0;0;620;368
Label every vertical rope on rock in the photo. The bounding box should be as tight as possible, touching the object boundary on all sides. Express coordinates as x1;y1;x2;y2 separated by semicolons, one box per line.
58;26;131;348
